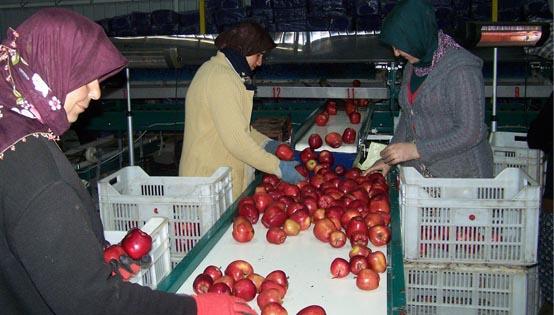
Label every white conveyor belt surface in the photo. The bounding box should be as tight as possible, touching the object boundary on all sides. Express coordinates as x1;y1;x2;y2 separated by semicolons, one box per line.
295;108;370;154
177;220;388;315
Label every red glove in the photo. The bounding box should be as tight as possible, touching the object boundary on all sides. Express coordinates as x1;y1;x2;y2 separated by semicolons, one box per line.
193;293;257;315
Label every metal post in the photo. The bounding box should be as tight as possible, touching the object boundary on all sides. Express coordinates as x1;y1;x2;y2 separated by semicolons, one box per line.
491;0;499;134
126;68;135;166
199;0;206;34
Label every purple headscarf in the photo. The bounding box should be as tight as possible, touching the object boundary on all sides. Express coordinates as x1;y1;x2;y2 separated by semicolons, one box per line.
0;8;127;159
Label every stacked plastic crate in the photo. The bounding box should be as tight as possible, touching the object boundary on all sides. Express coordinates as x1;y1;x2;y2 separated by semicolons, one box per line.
306;0;352;32
250;0;276;32
98;166;233;268
354;0;381;32
399;161;542;314
273;0;309;31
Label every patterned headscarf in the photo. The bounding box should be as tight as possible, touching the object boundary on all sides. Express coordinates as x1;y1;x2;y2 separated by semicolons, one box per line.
0;8;127;159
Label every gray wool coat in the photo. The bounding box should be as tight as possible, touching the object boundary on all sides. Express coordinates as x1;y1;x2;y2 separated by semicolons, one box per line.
392;46;494;178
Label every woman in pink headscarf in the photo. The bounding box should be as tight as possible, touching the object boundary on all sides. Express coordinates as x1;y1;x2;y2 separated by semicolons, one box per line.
0;8;256;315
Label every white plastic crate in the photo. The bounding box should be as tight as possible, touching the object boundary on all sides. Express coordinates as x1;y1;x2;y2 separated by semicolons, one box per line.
104;217;171;289
490;131;544;186
400;166;540;265
99;166;233;261
404;262;539;315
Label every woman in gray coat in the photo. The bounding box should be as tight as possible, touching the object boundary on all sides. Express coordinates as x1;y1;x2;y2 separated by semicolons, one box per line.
367;0;493;178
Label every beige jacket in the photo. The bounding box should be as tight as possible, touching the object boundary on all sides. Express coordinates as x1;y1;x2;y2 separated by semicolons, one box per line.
179;52;281;200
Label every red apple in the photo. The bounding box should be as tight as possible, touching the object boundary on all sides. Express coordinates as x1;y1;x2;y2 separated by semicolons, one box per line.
313;218;337;242
305;159;318;171
238;196;256;208
308;134;323;150
344;167;362;180
346;217;368;239
192;273;213;294
317;150;334;165
349;231;369;247
330;257;350;278
253;192;273;213
352;79;361;87
300;147;317;163
283;218;301;236
277;182;301;198
356;268;380;291
203;265;223;282
121;228;152;260
247;273;265;293
232;216;254;243
261;206;287;228
265;270;288;290
214;275;234;291
233;278;257;301
257;288;283;309
295;165;309;177
275;143;294;161
368;225;391;247
261;302;288;315
297;305;327;315
364;213;385;228
208;282;232;294
325;132;342;148
238;203;260;224
325;100;337;115
349;244;372;258
260;279;287;298
224;260;254;281
334;164;345;176
342;128;356;144
263;174;281;187
314;112;329;126
289;209;312;231
329;230;347;248
350;255;369;275
345;100;356;115
367;250;387;273
349;111;361;124
369;193;390;213
302;197;318;215
312;208;326;221
340;209;361;229
266;227;287;245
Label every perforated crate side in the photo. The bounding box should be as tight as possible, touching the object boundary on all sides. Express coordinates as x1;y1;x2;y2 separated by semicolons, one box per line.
104;217;172;289
399;167;541;265
98;166;233;259
404;263;539;315
490;131;545;186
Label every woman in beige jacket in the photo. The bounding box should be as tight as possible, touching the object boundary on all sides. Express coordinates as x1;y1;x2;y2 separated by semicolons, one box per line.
179;22;304;200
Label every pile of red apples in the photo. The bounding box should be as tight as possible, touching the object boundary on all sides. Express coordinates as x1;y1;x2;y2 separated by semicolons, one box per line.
192;260;326;315
232;148;392;294
313;92;369;149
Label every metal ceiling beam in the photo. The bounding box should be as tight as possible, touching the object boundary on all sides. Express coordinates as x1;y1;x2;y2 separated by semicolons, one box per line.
0;0;135;9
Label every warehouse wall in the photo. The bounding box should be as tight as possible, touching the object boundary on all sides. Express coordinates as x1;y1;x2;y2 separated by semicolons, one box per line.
0;0;206;40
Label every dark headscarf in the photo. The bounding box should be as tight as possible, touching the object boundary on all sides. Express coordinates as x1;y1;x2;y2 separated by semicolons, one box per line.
380;0;460;91
215;22;276;91
215;22;276;57
0;8;127;159
380;0;438;68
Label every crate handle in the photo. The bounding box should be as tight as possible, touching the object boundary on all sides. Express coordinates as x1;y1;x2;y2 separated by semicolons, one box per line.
514;135;527;142
109;177;119;186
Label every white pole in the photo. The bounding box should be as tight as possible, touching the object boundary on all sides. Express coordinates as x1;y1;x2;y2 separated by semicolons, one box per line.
491;47;498;134
126;67;135;166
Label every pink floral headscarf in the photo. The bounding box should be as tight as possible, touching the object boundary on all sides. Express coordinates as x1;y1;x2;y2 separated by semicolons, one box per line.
0;8;127;159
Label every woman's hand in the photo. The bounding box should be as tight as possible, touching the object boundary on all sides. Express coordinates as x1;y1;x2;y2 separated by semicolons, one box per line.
364;159;392;177
380;143;419;165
